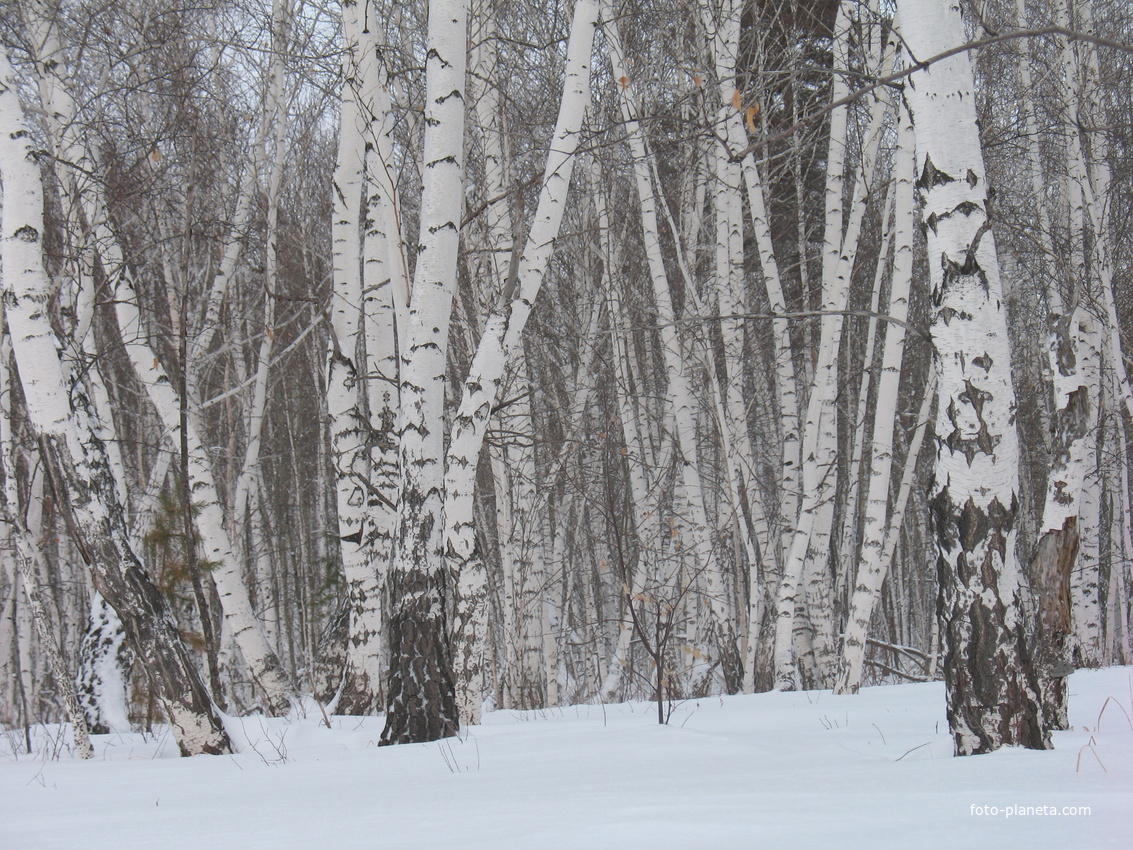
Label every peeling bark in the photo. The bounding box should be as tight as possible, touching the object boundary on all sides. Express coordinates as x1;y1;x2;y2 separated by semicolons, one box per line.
1;44;230;756
895;0;1047;754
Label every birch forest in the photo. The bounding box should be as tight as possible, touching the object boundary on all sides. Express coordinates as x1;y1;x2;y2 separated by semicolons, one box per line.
1;0;1131;760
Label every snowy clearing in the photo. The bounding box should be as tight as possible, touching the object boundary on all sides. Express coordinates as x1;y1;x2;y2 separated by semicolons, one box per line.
3;667;1130;849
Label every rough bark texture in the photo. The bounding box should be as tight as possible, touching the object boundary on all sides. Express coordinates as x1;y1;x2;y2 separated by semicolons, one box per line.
1028;309;1099;727
76;593;134;734
896;0;1047;755
2;46;230;755
41;431;233;756
380;0;467;746
1028;520;1077;728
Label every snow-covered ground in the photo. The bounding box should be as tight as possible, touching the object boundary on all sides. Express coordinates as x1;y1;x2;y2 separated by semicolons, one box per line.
2;667;1130;849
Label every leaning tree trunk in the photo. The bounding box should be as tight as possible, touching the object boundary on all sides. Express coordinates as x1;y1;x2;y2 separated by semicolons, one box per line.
447;0;599;724
894;0;1047;755
0;342;92;757
24;0;295;715
0;48;230;755
833;96;915;696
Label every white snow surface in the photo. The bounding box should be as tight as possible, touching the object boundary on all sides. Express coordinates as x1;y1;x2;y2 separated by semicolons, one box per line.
3;667;1130;849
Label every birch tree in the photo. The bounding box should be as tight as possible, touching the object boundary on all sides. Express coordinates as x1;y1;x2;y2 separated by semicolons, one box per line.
894;0;1047;754
449;0;599;724
834;97;917;696
605;3;741;692
0;43;231;756
380;0;468;745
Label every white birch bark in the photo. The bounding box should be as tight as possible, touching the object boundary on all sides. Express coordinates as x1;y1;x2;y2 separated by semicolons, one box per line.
802;31;896;687
0;334;92;757
739;128;799;565
1064;327;1104;671
1111;421;1133;665
1050;0;1113;673
894;0;1046;754
0;45;231;755
359;10;407;609
231;0;293;664
771;9;891;689
698;0;777;694
735;95;798;691
605;6;741;690
25;0;296;714
75;591;133;734
1028;308;1101;724
836;182;895;610
328;0;383;715
1071;433;1102;666
834;100;915;695
113;258;296;713
449;0;599;723
490;361;546;709
381;0;468;745
451;0;517;721
598;185;665;701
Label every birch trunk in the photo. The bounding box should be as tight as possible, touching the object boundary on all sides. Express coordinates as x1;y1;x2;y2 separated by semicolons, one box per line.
448;0;598;723
359;12;408;711
599;185;665;701
833;100;915;695
114;266;296;713
0;337;92;756
381;0;468;745
25;0;296;714
605;6;741;690
771;5;891;689
490;360;546;709
329;0;382;716
698;0;777;694
1067;366;1103;668
1110;419;1133;665
894;0;1046;754
75;592;133;734
1029;309;1100;726
737;94;797;692
0;48;231;755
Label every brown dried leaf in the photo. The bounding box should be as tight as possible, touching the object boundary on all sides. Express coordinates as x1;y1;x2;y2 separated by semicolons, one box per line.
745;105;759;133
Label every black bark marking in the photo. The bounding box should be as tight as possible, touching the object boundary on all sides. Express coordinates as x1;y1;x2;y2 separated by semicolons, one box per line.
929;484;957;553
381;557;459;744
934;484;1047;754
916;154;955;190
957;497;990;555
